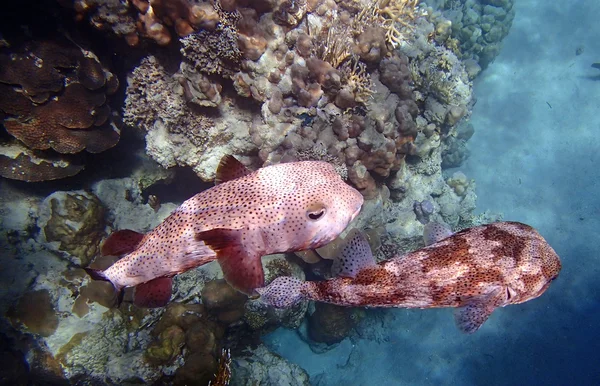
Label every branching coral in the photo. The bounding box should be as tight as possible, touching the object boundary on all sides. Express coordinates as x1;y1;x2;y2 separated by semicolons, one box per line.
316;25;353;68
210;348;232;386
180;3;242;77
349;0;420;51
376;0;420;47
340;58;373;105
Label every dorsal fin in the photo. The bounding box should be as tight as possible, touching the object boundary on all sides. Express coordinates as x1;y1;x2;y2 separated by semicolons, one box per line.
215;155;251;184
423;222;454;246
101;229;145;256
331;229;376;278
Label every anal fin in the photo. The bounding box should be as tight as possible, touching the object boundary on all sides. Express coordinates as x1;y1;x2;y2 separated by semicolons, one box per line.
101;229;145;256
133;277;173;308
196;228;265;295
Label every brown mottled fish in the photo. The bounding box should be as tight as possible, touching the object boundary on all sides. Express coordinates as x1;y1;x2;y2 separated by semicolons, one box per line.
85;155;364;307
257;221;561;333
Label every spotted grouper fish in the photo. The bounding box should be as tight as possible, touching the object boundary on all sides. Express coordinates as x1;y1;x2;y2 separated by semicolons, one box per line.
257;221;561;333
86;155;363;307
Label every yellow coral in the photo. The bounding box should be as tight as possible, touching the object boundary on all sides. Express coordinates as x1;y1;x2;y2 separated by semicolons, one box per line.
315;25;352;68
377;0;420;48
341;57;373;104
209;348;232;386
355;0;420;48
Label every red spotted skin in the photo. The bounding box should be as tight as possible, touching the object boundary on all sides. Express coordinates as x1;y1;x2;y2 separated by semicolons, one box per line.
302;222;561;310
100;161;363;293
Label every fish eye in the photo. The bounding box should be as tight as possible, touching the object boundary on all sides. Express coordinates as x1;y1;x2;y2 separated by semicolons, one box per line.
306;202;327;221
307;208;326;220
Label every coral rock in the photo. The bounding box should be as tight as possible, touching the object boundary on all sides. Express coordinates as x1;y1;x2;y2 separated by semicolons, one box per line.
7;290;59;337
201;279;248;324
307;302;359;345
37;190;107;266
146;325;186;365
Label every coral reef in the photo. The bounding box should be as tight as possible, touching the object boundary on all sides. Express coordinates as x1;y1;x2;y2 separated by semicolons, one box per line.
0;0;490;383
123;0;427;185
435;0;516;70
0;36;120;182
0;142;85;182
63;0;223;46
123;55;256;180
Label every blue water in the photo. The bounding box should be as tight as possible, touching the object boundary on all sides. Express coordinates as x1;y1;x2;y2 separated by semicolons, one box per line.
264;1;600;384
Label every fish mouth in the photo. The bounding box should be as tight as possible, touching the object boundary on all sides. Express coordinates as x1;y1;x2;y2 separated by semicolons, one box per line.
350;204;362;222
349;194;364;221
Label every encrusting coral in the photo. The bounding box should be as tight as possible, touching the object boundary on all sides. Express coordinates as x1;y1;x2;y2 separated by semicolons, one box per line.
435;0;515;70
0;36;120;181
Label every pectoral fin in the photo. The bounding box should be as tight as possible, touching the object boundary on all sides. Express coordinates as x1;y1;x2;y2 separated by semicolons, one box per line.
454;287;503;334
423;222;453;246
196;228;265;296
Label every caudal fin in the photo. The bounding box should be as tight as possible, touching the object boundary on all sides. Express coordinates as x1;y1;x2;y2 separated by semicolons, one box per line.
256;277;305;308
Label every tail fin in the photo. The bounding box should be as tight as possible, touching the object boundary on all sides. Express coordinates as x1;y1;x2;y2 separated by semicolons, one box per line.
84;267;110;282
256;276;305;308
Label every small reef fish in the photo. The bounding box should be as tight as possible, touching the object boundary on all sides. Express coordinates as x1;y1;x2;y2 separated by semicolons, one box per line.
86;155;364;307
257;221;561;333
